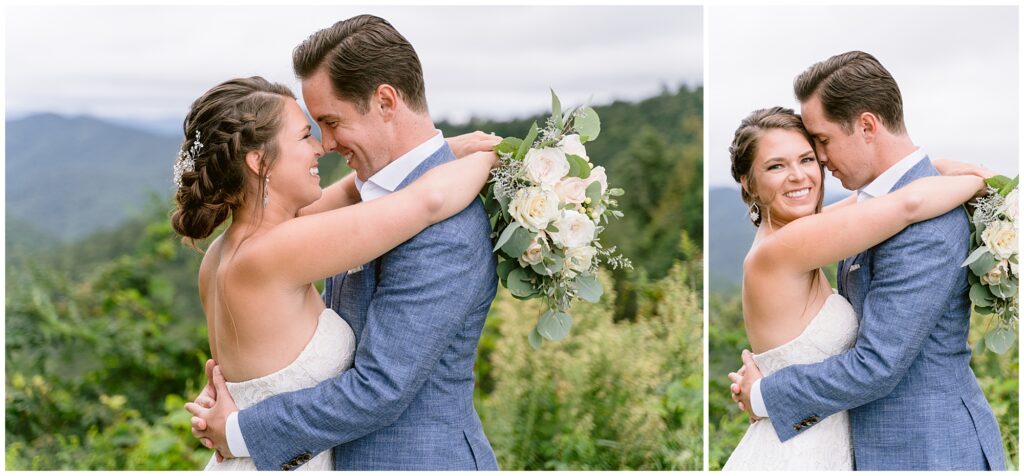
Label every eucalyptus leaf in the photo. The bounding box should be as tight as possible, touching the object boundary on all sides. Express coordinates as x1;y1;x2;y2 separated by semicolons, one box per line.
507;268;535;297
985;327;1017;354
968;250;999;277
992;279;1017;299
973;305;994;315
576;273;603;303
537;310;572;341
501;226;534;258
985;175;1011;192
961;246;990;267
528;326;543;350
494;137;523;157
531;261;554;276
585;181;603;207
496;259;517;286
515;122;539;161
550;89;562;129
493;221;521;252
970;283;995;307
575;107;601;142
566;154;591;179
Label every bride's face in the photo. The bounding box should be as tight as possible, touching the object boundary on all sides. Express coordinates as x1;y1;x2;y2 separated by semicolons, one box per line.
266;98;325;210
749;128;822;226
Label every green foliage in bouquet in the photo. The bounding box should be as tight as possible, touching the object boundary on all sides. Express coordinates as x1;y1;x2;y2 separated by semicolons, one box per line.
483;90;630;349
962;175;1019;353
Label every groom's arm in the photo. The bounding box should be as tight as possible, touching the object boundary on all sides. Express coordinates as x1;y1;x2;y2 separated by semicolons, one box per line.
759;218;965;442
235;207;494;470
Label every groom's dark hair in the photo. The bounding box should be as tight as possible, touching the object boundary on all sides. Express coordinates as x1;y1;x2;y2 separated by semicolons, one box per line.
293;14;428;114
794;51;906;135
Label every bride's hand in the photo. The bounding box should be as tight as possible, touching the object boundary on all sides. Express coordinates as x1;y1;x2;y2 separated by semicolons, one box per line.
185;365;238;460
447;131;502;159
934;158;997;181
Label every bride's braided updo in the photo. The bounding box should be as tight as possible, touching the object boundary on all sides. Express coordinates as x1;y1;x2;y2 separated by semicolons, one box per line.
171;76;295;243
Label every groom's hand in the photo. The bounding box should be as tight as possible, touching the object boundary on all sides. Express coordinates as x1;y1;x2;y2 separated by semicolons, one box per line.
728;350;764;422
184;365;237;460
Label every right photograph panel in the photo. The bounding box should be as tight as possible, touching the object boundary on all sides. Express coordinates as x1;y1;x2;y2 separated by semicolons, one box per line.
707;5;1019;471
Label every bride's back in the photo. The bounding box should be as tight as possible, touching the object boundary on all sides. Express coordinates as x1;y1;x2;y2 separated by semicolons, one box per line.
199;230;323;383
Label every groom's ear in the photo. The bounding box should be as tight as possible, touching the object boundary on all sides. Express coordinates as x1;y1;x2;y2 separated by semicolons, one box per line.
857;112;879;144
373;84;399;121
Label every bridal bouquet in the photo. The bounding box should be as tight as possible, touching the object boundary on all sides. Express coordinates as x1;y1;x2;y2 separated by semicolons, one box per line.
962;175;1019;353
484;90;631;349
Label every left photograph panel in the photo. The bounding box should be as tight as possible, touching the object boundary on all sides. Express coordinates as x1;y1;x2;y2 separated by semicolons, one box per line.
5;6;705;470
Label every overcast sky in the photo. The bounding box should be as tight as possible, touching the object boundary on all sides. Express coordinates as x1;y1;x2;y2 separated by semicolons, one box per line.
6;5;702;126
707;5;1019;190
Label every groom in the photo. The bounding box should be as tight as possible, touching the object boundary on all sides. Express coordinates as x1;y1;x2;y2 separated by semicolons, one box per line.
730;51;1005;470
186;15;499;470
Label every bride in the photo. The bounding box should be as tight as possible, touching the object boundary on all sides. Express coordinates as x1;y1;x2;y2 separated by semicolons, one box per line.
720;107;988;470
171;76;499;470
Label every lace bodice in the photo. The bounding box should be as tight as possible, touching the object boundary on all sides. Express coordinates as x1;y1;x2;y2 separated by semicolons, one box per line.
723;293;859;471
205;308;355;471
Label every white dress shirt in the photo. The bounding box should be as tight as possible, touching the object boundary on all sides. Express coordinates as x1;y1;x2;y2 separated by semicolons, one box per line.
749;147;926;419
224;130;446;458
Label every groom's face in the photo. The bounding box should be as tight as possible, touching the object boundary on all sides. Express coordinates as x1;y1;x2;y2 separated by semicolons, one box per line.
801;94;873;190
302;68;392;181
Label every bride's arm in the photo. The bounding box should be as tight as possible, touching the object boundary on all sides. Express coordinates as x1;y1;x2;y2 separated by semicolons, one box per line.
240;151;498;286
296;132;500;217
297;171;359;217
749;174;984;275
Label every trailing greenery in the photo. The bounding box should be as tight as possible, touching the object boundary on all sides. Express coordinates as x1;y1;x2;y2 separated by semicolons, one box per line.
6;87;703;469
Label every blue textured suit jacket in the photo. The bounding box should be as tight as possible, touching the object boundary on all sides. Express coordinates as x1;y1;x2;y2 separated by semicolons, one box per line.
760;157;1005;470
237;144;499;470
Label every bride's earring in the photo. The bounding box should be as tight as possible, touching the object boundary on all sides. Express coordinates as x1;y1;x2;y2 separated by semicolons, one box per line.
748;203;760;223
263;175;270;208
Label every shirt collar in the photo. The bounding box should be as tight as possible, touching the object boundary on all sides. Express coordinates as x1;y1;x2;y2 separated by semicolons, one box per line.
857;147;927;202
354;130;445;201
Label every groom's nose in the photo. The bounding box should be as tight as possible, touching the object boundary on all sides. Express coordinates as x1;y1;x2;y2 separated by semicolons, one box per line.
321;133;337;152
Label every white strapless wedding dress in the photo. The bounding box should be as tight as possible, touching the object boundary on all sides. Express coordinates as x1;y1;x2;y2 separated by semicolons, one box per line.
723;293;858;471
204;308;355;471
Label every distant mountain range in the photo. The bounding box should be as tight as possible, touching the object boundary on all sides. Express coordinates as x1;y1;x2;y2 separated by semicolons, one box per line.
6;113;182;242
708;186;848;292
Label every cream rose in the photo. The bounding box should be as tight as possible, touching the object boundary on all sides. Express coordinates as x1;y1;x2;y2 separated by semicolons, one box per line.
563;245;596;275
509;187;560;231
559;134;589;161
982;219;1017;260
981;259;1010;286
550;210;597;249
1003;189;1019;222
519;237;546;267
523;147;570;186
554;177;589;204
586;165;608;195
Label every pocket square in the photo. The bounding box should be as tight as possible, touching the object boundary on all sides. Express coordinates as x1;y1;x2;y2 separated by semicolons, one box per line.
848;264;861;272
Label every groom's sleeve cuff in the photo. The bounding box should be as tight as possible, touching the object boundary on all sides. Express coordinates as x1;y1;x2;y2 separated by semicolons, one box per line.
226;412;251;458
751;379;769;419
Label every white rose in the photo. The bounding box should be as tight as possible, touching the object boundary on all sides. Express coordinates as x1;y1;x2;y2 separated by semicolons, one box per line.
559;134;589;161
564;245;596;275
982;220;1017;260
523;147;569;185
981;259;1009;286
586;165;608;195
519;237;545;267
554;177;589;205
509;187;560;232
550;210;597;249
1003;189;1018;222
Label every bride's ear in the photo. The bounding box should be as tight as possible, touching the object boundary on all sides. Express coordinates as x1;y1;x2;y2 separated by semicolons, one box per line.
244;150;264;177
740;176;750;194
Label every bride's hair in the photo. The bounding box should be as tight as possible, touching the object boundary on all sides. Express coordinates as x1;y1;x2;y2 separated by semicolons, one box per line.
171;76;294;245
728;107;824;227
